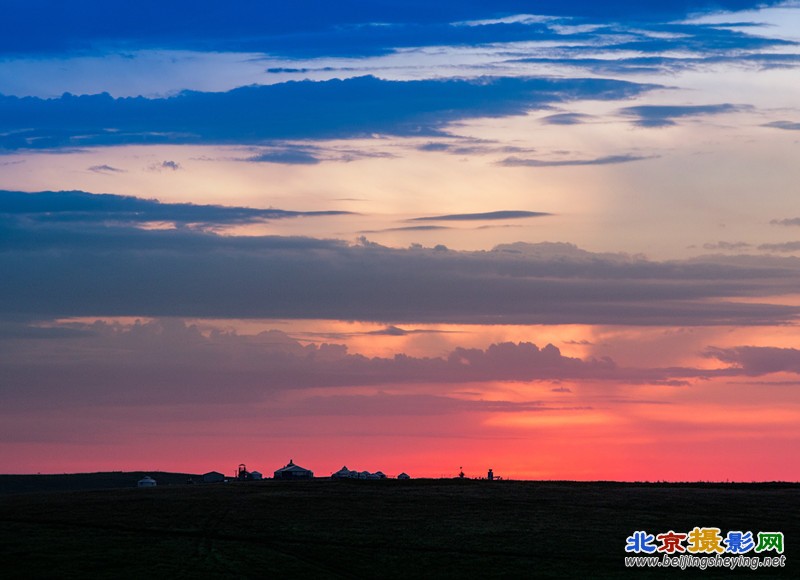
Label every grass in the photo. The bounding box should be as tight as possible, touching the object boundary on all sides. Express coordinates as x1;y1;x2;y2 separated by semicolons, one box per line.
0;471;199;495
0;477;797;578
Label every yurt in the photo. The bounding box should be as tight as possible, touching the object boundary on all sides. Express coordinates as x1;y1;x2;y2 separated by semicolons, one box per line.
273;459;314;480
137;475;157;488
203;471;225;483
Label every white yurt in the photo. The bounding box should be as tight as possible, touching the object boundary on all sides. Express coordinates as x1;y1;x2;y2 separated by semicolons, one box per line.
137;475;157;488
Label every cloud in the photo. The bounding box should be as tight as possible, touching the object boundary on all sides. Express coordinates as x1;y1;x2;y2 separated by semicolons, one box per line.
0;318;706;410
648;380;691;387
510;52;800;78
0;321;97;340
0;189;351;228
705;346;800;375
3;196;800;326
763;120;800;131
415;140;536;157
539;113;594;125
0;1;787;57
418;142;453;152
758;241;800;253
216;15;793;61
88;164;126;174
245;148;321;165
243;144;395;165
499;154;654;167
368;325;413;337
0;76;655;150
6;317;796;413
702;241;753;251
295;326;458;341
410;210;551;222
618;104;753;127
359;225;452;234
606;24;796;54
770;218;800;226
367;325;446;337
476;224;525;230
148;160;181;171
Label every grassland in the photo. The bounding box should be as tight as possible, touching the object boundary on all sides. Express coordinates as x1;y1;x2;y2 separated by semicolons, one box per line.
0;472;199;495
0;477;796;578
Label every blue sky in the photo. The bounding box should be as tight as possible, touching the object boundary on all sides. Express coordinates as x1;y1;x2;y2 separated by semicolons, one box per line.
1;1;787;55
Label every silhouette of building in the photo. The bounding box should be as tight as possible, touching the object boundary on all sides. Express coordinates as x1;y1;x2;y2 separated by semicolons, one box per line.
203;471;225;483
250;470;263;480
397;472;410;480
331;466;387;479
137;475;157;488
332;466;357;479
273;459;313;480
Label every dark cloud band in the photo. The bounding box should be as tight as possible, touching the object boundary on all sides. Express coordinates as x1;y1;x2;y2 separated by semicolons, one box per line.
0;76;653;151
410;211;551;221
0;189;351;226
3;196;800;326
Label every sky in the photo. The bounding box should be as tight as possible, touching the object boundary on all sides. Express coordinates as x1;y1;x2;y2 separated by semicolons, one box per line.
2;0;800;481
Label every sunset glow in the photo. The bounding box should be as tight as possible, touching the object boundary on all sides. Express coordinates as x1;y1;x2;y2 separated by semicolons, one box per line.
2;0;800;481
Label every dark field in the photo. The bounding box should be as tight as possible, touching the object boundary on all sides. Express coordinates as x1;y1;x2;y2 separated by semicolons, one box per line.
0;472;200;495
0;477;796;579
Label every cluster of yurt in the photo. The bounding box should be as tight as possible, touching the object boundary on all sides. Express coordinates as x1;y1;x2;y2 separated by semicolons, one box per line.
138;459;409;487
332;466;410;479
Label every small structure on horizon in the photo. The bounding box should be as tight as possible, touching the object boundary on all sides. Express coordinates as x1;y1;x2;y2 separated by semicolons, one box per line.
137;475;157;488
237;463;252;481
488;469;494;481
397;472;410;480
332;465;356;479
331;466;387;480
274;459;314;480
250;470;263;480
203;471;225;483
